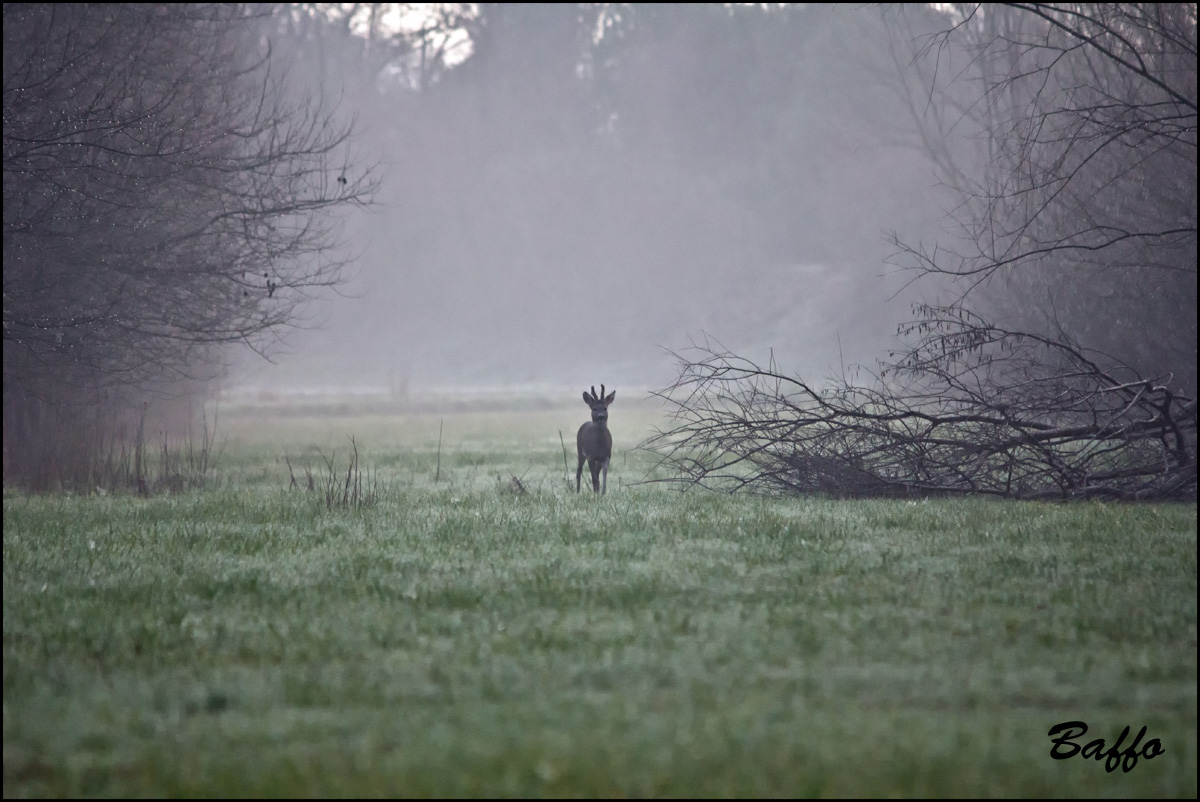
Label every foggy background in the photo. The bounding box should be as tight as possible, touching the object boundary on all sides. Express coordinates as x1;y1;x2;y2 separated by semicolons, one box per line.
228;4;954;398
7;0;1193;484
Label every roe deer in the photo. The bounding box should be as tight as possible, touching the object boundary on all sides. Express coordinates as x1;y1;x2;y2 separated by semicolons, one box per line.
577;384;616;493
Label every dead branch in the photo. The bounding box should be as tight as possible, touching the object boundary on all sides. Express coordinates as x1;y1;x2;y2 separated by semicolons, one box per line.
640;310;1195;501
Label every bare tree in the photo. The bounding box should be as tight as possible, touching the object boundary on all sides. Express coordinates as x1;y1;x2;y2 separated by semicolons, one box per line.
886;3;1196;391
3;4;377;489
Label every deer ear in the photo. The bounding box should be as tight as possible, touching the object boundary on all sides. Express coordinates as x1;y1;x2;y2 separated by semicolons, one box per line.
605;390;616;404
582;391;592;404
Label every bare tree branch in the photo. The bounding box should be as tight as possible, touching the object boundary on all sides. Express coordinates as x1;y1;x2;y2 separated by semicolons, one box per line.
639;311;1195;501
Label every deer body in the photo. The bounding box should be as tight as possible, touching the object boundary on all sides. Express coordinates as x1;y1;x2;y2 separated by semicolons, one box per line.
577;385;616;493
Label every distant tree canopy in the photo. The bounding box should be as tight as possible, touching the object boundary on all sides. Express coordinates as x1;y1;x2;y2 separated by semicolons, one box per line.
3;3;374;489
301;2;942;388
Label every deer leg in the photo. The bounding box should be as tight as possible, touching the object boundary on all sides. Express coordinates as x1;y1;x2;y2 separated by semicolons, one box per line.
601;460;608;494
576;453;585;493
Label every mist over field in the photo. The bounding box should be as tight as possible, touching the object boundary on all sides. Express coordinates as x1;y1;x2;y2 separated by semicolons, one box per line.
224;4;954;399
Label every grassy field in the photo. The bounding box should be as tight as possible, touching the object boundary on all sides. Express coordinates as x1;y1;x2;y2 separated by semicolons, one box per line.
3;401;1197;797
